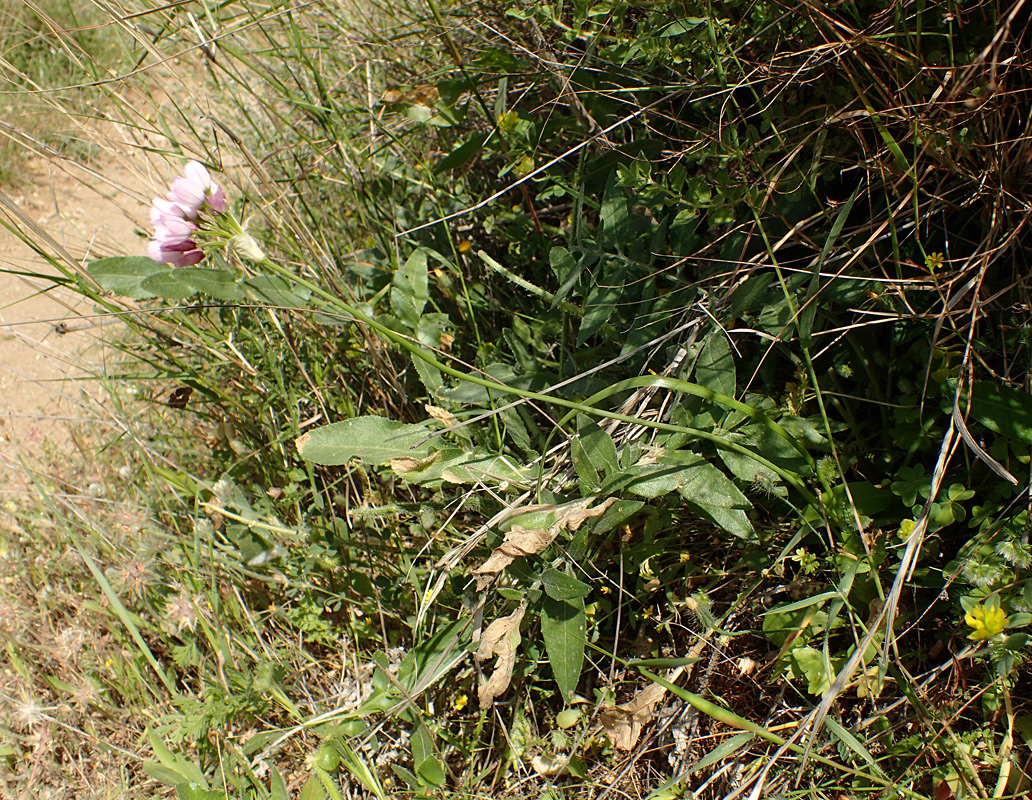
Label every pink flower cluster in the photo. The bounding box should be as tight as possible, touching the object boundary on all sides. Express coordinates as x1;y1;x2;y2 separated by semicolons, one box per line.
148;161;228;268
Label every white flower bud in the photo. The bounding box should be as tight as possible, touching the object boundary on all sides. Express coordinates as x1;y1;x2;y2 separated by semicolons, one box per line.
228;232;265;262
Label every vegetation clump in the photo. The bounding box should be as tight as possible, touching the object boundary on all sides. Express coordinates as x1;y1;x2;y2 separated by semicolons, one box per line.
3;0;1032;798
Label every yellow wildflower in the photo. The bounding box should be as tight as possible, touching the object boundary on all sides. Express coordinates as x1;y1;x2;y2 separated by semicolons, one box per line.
965;602;1009;641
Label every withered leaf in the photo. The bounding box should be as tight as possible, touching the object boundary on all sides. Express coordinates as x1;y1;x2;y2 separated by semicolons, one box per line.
472;498;618;590
556;496;618;531
390;450;442;474
600;664;686;751
475;599;528;709
425;404;456;427
473;525;554;589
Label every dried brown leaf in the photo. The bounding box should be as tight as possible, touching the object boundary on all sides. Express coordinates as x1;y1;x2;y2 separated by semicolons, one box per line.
425;404;456;427
556;496;618;531
475;600;528;709
472;498;618;589
390;450;442;474
599;681;668;751
599;664;689;751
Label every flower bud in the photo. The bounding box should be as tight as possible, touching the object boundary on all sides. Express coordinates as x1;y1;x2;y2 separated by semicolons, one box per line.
229;232;265;262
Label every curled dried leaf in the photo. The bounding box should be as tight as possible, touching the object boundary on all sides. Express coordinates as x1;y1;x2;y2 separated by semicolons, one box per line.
425;404;457;427
556;496;618;531
475;599;528;709
472;498;618;590
599;682;667;751
473;525;554;589
600;664;685;751
390;450;442;474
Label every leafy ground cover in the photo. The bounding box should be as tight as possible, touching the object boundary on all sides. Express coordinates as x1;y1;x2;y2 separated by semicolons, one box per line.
3;0;1032;798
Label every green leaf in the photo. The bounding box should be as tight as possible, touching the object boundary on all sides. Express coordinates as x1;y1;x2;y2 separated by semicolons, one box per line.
140;271;198;300
694;329;736;399
176;267;243;301
393;447;530;487
296;416;432;465
269;766;289;800
411;722;445;786
571;417;619;490
391;249;428;328
435;132;488;173
87;256;168;299
177;786;223;800
540;568;592;601
300;775;326;800
243;275;310;307
824;717;886;777
411;352;443;399
675;459;754;539
577;269;624;345
549;246;583;308
615;453;753;539
540;595;586;703
790;646;835;695
959;380;1032;446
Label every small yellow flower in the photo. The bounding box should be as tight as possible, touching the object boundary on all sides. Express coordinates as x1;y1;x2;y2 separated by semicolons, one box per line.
457;239;472;253
925;252;945;272
965;602;1009;640
452;693;468;711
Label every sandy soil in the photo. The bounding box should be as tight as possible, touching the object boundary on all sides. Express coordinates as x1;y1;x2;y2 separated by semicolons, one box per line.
0;151;151;485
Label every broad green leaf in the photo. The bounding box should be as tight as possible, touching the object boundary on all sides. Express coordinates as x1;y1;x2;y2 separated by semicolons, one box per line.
243;275;310;307
417;755;446;788
571;417;620;491
959;380;1032;446
600;173;630;248
790;646;835;695
618;452;754;539
411;722;445;786
87;256;167;299
540;595;586;703
435;132;488;173
589;498;643;535
694;329;736;399
611;452;753;538
540;568;592;601
146;730;209;788
549;246;583;308
141;761;188;788
140;271;198;300
296;416;432;465
299;775;326;800
269;766;289;800
577;265;625;345
176;267;243;301
391;249;428;328
177;786;224;800
411;352;443;398
392;447;529;486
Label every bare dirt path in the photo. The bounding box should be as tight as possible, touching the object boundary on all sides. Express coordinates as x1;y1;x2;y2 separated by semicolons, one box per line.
0;151;150;485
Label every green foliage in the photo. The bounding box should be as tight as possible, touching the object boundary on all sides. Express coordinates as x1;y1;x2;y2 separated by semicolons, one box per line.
12;0;1032;796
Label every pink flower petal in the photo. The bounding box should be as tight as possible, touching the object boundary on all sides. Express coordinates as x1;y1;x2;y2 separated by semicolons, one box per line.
183;160;213;190
169;178;206;217
150;197;186;227
149;238;201;264
153;215;197;246
171;249;205;268
207;184;228;214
